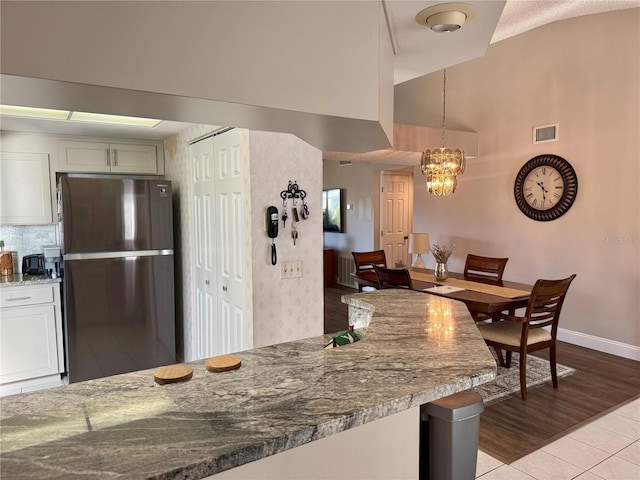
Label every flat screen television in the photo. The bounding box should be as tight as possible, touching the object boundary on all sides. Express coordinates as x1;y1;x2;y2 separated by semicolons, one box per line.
322;188;344;233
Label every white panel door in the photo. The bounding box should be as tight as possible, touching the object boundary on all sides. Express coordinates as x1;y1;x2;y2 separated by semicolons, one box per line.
191;129;246;359
213;129;245;355
379;172;412;268
192;138;217;360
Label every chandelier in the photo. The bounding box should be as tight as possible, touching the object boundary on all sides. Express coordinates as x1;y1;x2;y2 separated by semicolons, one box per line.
421;69;465;196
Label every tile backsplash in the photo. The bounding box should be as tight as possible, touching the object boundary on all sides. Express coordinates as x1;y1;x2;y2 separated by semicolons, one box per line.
0;225;58;271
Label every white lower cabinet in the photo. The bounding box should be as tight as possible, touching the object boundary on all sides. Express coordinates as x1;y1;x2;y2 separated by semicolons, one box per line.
0;284;65;395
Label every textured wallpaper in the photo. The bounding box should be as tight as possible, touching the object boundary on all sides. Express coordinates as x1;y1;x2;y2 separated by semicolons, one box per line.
249;130;323;348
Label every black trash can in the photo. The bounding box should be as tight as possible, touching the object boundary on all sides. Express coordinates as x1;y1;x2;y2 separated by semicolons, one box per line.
419;391;484;480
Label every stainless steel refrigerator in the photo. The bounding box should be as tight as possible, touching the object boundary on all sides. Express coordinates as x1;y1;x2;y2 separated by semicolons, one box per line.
60;176;176;383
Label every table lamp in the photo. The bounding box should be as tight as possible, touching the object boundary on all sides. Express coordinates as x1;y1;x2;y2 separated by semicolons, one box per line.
408;233;430;269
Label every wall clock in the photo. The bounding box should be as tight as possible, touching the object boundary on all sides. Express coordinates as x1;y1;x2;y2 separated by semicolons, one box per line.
514;154;578;221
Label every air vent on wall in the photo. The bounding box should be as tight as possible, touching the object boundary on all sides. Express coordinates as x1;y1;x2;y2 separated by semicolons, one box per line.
533;124;559;144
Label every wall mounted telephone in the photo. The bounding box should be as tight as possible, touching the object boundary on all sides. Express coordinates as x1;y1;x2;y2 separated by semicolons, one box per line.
266;206;279;265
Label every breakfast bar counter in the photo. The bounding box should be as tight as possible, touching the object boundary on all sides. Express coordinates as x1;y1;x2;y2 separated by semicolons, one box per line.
0;289;496;479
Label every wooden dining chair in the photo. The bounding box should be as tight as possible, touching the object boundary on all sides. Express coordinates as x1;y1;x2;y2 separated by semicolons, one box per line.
463;254;509;283
464;254;510;322
373;265;414;290
352;250;387;292
477;274;576;400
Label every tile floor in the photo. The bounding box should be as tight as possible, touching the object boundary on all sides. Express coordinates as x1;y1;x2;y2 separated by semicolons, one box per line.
476;397;640;480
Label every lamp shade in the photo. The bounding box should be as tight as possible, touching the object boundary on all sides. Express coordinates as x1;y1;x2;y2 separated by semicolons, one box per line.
409;233;430;269
408;233;430;254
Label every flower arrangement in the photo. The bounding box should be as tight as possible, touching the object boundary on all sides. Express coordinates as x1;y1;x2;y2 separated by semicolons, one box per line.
431;241;455;264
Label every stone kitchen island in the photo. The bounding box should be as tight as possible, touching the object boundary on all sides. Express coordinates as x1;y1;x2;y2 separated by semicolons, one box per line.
0;289;496;479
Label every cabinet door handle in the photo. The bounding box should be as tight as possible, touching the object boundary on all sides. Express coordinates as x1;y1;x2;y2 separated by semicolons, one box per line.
5;296;31;301
106;149;111;166
112;149;118;166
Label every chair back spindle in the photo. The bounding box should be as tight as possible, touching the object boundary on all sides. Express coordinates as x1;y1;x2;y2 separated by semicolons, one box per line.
351;250;387;292
525;275;576;336
352;250;387;273
464;254;509;283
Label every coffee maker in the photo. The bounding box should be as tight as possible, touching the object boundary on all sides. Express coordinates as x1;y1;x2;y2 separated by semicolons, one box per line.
42;245;62;278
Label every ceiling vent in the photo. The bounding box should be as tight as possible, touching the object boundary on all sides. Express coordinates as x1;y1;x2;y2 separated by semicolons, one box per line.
533;124;559;144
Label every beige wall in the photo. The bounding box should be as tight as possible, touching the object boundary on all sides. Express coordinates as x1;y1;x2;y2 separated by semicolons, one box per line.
395;9;640;355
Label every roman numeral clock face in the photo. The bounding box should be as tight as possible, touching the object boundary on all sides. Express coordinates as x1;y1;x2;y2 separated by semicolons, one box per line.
524;166;563;210
514;154;578;221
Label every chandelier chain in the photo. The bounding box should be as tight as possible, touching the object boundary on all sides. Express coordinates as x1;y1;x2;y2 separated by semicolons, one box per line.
442;68;447;147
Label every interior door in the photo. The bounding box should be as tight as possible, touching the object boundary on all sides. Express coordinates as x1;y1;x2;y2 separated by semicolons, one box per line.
192;137;218;360
379;171;412;268
213;129;246;355
191;129;246;360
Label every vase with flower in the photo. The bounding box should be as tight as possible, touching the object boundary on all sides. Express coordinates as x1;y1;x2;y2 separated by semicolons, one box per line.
431;242;454;281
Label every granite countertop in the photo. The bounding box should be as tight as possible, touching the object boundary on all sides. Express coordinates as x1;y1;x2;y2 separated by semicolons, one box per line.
0;273;62;287
0;289;496;480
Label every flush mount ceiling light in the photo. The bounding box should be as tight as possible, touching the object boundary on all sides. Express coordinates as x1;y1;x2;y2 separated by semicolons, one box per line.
415;3;477;33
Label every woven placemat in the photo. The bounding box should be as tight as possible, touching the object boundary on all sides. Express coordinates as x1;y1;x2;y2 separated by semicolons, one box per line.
410;272;530;298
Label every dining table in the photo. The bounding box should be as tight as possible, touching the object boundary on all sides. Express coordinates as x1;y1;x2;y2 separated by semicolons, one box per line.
409;268;534;319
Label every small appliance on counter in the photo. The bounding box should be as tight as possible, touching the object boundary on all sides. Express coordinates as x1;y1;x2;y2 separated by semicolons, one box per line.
0;240;15;276
22;253;45;276
42;245;62;278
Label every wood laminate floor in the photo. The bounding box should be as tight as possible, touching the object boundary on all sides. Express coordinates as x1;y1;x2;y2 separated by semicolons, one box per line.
324;285;640;464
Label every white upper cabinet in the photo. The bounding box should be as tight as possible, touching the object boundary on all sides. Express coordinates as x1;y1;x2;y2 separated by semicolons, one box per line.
58;140;162;175
0;152;53;225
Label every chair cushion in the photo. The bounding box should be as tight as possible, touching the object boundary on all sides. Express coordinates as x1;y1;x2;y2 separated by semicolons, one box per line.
477;321;552;347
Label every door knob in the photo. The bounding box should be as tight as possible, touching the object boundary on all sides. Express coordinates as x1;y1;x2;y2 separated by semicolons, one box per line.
222;286;228;292
205;279;210;285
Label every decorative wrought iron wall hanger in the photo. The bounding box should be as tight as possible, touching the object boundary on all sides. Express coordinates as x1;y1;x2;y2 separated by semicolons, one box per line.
280;181;307;203
280;181;309;246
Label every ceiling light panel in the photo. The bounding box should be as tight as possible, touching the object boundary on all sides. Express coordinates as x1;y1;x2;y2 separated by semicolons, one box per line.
0;105;70;120
69;112;162;128
0;104;162;128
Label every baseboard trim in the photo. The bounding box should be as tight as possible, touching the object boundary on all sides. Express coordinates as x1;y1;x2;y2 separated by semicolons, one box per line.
557;327;640;361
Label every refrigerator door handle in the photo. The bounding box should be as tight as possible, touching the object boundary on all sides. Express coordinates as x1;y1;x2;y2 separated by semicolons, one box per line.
64;249;173;261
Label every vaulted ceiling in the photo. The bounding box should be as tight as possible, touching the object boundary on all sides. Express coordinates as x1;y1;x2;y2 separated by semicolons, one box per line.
1;1;637;141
